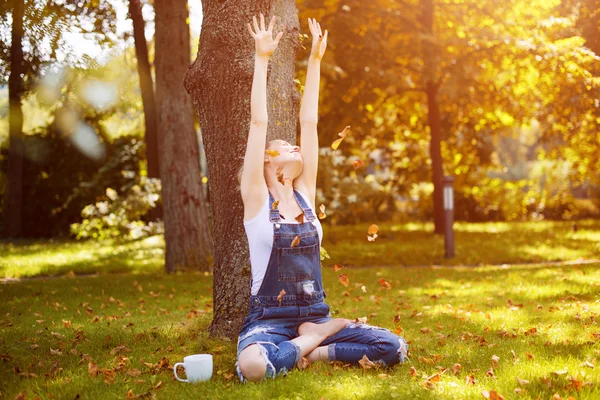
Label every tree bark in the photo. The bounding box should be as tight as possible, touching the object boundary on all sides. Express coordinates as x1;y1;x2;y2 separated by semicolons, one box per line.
184;0;300;339
421;0;445;234
3;0;25;238
128;0;162;221
129;0;160;180
154;0;214;272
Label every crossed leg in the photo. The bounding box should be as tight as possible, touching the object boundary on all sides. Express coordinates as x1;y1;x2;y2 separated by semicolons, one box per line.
236;318;350;382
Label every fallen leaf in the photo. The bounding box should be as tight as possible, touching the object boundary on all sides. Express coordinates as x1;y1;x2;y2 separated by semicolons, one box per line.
491;354;499;367
466;373;477;385
361;285;367;293
318;204;326;219
291;236;300;247
333;264;345;272
394;326;404;335
367;233;378;242
486;367;495;377
338;274;349;287
50;348;62;356
409;366;417;376
126;368;141;377
223;372;234;380
552;369;568;376
297;357;310;370
525;352;534;360
426;373;441;383
418;356;434;365
63;320;72;329
88;362;98;377
266;149;280;157
580;361;594;368
358;354;376;369
516;377;530;385
356;316;367;323
352;160;364;169
452;363;462;375
277;289;286;304
420;327;431;333
378;278;392;289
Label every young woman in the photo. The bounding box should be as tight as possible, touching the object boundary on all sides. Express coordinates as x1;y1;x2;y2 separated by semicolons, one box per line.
235;13;408;383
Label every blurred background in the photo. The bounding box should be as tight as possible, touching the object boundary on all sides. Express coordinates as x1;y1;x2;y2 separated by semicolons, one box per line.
0;0;598;241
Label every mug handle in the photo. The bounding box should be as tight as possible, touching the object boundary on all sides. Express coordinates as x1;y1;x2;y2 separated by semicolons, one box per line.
173;362;188;382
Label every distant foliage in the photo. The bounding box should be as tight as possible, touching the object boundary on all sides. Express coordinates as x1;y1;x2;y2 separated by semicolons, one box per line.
70;176;163;240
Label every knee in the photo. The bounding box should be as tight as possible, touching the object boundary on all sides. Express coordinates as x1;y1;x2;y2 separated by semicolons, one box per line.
237;345;267;382
375;334;408;365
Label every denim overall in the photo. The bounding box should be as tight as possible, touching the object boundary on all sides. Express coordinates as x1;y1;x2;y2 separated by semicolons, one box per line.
235;190;408;382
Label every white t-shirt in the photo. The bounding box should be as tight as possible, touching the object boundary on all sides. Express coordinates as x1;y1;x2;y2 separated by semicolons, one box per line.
243;190;323;295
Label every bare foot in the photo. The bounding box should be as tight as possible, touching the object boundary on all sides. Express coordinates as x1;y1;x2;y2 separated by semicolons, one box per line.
298;318;351;339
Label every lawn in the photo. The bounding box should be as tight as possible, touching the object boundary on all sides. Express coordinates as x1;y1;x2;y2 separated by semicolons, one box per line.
1;220;599;279
1;250;599;398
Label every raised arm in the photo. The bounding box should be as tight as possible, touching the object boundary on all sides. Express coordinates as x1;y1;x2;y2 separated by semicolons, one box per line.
241;14;283;220
295;18;328;207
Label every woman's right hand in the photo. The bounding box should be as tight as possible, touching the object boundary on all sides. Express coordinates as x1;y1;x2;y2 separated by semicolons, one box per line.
247;13;283;58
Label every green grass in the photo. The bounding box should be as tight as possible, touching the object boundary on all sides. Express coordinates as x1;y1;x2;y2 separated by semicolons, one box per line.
2;220;599;279
2;262;600;399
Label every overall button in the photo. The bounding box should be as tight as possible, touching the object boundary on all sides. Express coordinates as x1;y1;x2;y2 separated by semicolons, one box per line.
275;223;281;229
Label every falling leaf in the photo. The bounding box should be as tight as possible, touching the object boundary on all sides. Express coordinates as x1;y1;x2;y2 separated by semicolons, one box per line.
277;289;286;304
358;354;376;369
368;224;379;235
295;213;304;223
352;160;364;169
266;149;280;157
297;357;310;370
338;274;349;287
291;236;300;247
272;200;280;210
318;204;326;219
88;362;98;377
333;264;345;272
276;166;285;185
331;126;350;150
378;278;391;289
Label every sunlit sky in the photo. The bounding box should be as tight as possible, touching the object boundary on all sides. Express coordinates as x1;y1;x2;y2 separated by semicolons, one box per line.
63;0;204;65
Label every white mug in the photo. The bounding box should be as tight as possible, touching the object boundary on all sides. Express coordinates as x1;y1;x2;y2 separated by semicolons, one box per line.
173;354;213;383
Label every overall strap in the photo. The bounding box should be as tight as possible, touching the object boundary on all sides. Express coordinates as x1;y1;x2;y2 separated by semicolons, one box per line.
268;191;281;224
293;190;316;222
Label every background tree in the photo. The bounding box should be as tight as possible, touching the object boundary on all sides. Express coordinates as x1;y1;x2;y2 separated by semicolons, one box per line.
155;0;213;273
184;1;300;338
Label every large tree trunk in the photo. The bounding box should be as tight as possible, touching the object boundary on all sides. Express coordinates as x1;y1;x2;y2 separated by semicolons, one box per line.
3;0;25;238
154;0;214;272
129;0;162;221
184;0;300;339
421;0;445;234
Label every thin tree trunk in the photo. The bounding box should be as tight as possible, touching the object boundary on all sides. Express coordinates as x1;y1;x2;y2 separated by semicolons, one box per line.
129;0;162;221
3;0;25;238
184;0;300;339
129;0;159;179
421;0;445;234
154;0;214;272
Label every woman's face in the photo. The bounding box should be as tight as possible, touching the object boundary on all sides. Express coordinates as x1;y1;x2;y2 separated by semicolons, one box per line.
266;140;303;166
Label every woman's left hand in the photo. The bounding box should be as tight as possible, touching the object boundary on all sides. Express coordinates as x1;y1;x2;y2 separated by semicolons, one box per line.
308;17;328;60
